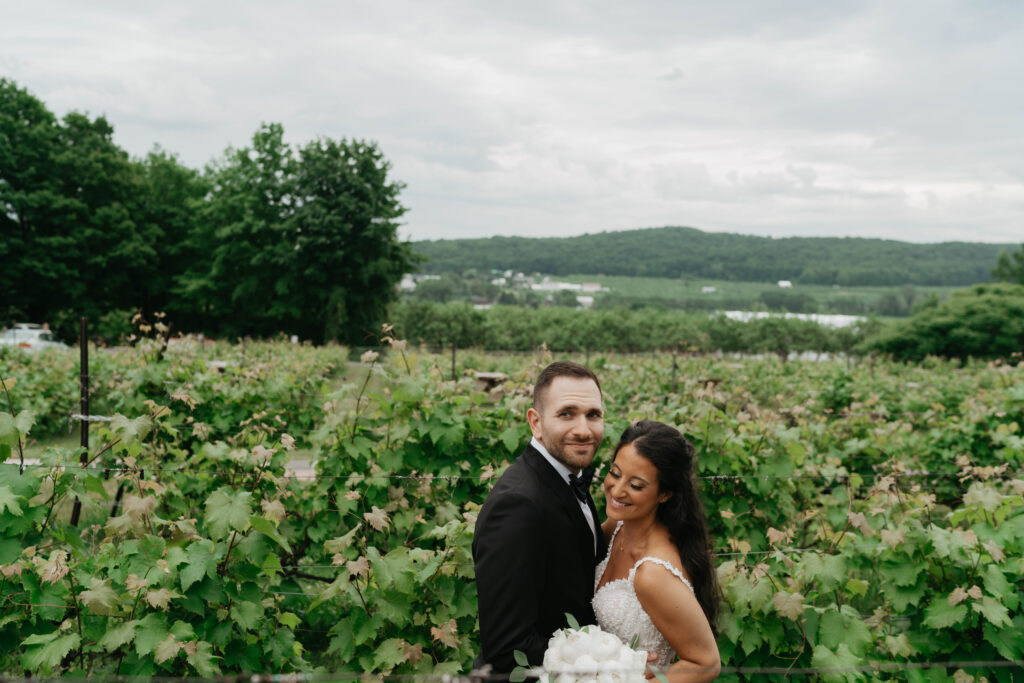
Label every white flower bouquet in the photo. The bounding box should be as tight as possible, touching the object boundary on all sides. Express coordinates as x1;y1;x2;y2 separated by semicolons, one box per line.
539;624;647;683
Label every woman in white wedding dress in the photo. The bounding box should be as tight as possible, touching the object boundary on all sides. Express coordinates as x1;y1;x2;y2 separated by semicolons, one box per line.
593;421;721;682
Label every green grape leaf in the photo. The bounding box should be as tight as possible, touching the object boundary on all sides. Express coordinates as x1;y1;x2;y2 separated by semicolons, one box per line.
372;638;406;672
810;643;860;682
153;634;181;664
134;613;169;656
500;426;523;454
0;485;24;516
984;621;1024;660
79;577;119;615
0;411;34;445
922;600;968;630
204;487;252;539
187;641;221;677
249;515;292;553
180;540;216;592
972;596;1012;628
279;612;301;629
22;632;80;672
230;600;264;631
981;565;1017;610
109;414;153;445
99;620;138;652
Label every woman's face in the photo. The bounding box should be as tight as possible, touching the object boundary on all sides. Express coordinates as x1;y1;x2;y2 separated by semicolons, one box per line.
603;443;671;522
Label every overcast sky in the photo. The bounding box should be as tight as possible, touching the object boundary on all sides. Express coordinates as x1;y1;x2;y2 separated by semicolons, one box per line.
4;1;1023;244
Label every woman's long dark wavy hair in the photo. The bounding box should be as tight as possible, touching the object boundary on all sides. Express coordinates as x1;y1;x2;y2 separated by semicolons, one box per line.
613;420;721;636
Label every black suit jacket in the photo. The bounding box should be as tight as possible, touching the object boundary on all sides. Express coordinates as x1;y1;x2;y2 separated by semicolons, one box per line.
472;444;608;673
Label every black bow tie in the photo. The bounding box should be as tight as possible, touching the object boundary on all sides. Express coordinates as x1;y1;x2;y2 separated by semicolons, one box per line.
567;472;590;502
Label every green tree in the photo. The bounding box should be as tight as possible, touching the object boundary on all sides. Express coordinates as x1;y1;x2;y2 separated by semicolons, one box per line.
992;243;1024;285
864;282;1024;361
179;124;416;343
131;148;207;319
289;136;415;344
0;78;61;324
0;78;156;335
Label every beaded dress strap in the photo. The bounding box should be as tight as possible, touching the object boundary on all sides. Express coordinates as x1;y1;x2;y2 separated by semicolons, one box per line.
630;557;695;594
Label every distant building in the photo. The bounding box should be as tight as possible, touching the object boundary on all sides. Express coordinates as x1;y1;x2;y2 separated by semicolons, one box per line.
531;277;582;292
777;280;793;288
701;286;717;294
576;295;595;308
400;274;417;291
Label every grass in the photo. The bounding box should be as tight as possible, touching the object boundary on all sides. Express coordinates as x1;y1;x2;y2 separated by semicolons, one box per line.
558;274;960;313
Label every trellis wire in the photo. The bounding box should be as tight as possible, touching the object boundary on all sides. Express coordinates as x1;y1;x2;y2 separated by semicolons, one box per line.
3;658;1023;681
1;460;1004;485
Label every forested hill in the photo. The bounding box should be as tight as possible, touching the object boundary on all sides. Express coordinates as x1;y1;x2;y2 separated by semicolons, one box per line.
412;227;1013;286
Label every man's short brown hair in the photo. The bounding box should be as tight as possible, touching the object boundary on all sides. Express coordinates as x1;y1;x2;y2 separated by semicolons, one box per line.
533;361;602;408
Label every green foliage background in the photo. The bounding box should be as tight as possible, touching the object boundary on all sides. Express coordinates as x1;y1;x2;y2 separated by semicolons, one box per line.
1;341;1022;680
413;228;1012;287
0;78;416;346
865;283;1024;361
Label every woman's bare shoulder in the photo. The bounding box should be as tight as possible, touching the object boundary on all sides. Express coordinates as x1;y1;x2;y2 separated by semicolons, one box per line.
633;538;690;589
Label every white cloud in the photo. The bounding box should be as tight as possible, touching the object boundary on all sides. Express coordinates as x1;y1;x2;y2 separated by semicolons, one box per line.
2;0;1023;244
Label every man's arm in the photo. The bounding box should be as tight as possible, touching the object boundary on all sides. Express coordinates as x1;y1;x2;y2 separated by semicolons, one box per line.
474;489;548;671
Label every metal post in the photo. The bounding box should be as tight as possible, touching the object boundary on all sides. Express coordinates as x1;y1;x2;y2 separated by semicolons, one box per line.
70;318;88;527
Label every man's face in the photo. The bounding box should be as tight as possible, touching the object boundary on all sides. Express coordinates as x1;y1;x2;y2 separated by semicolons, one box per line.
527;376;604;473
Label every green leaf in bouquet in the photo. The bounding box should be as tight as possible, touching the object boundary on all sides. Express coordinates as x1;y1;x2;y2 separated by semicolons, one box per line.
513;649;529;667
509;667;527;683
565;612;581;630
629;633;640;650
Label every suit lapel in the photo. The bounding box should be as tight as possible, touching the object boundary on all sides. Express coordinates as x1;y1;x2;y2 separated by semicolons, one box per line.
523;446;597;559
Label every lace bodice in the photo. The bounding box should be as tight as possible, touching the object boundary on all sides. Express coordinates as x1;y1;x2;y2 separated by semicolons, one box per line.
592;522;695;667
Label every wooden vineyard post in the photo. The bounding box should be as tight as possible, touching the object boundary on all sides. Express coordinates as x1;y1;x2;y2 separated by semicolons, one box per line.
70;317;88;527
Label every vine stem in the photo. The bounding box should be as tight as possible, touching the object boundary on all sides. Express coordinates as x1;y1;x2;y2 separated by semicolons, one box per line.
350;359;377;441
219;530;242;574
68;578;85;671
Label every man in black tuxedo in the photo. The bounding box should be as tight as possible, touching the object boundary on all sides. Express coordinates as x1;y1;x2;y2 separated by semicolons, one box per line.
473;361;608;673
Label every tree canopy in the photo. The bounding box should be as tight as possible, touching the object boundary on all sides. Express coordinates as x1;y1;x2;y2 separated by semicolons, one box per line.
1;78;416;344
863;282;1024;361
413;227;1011;287
992;243;1024;286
